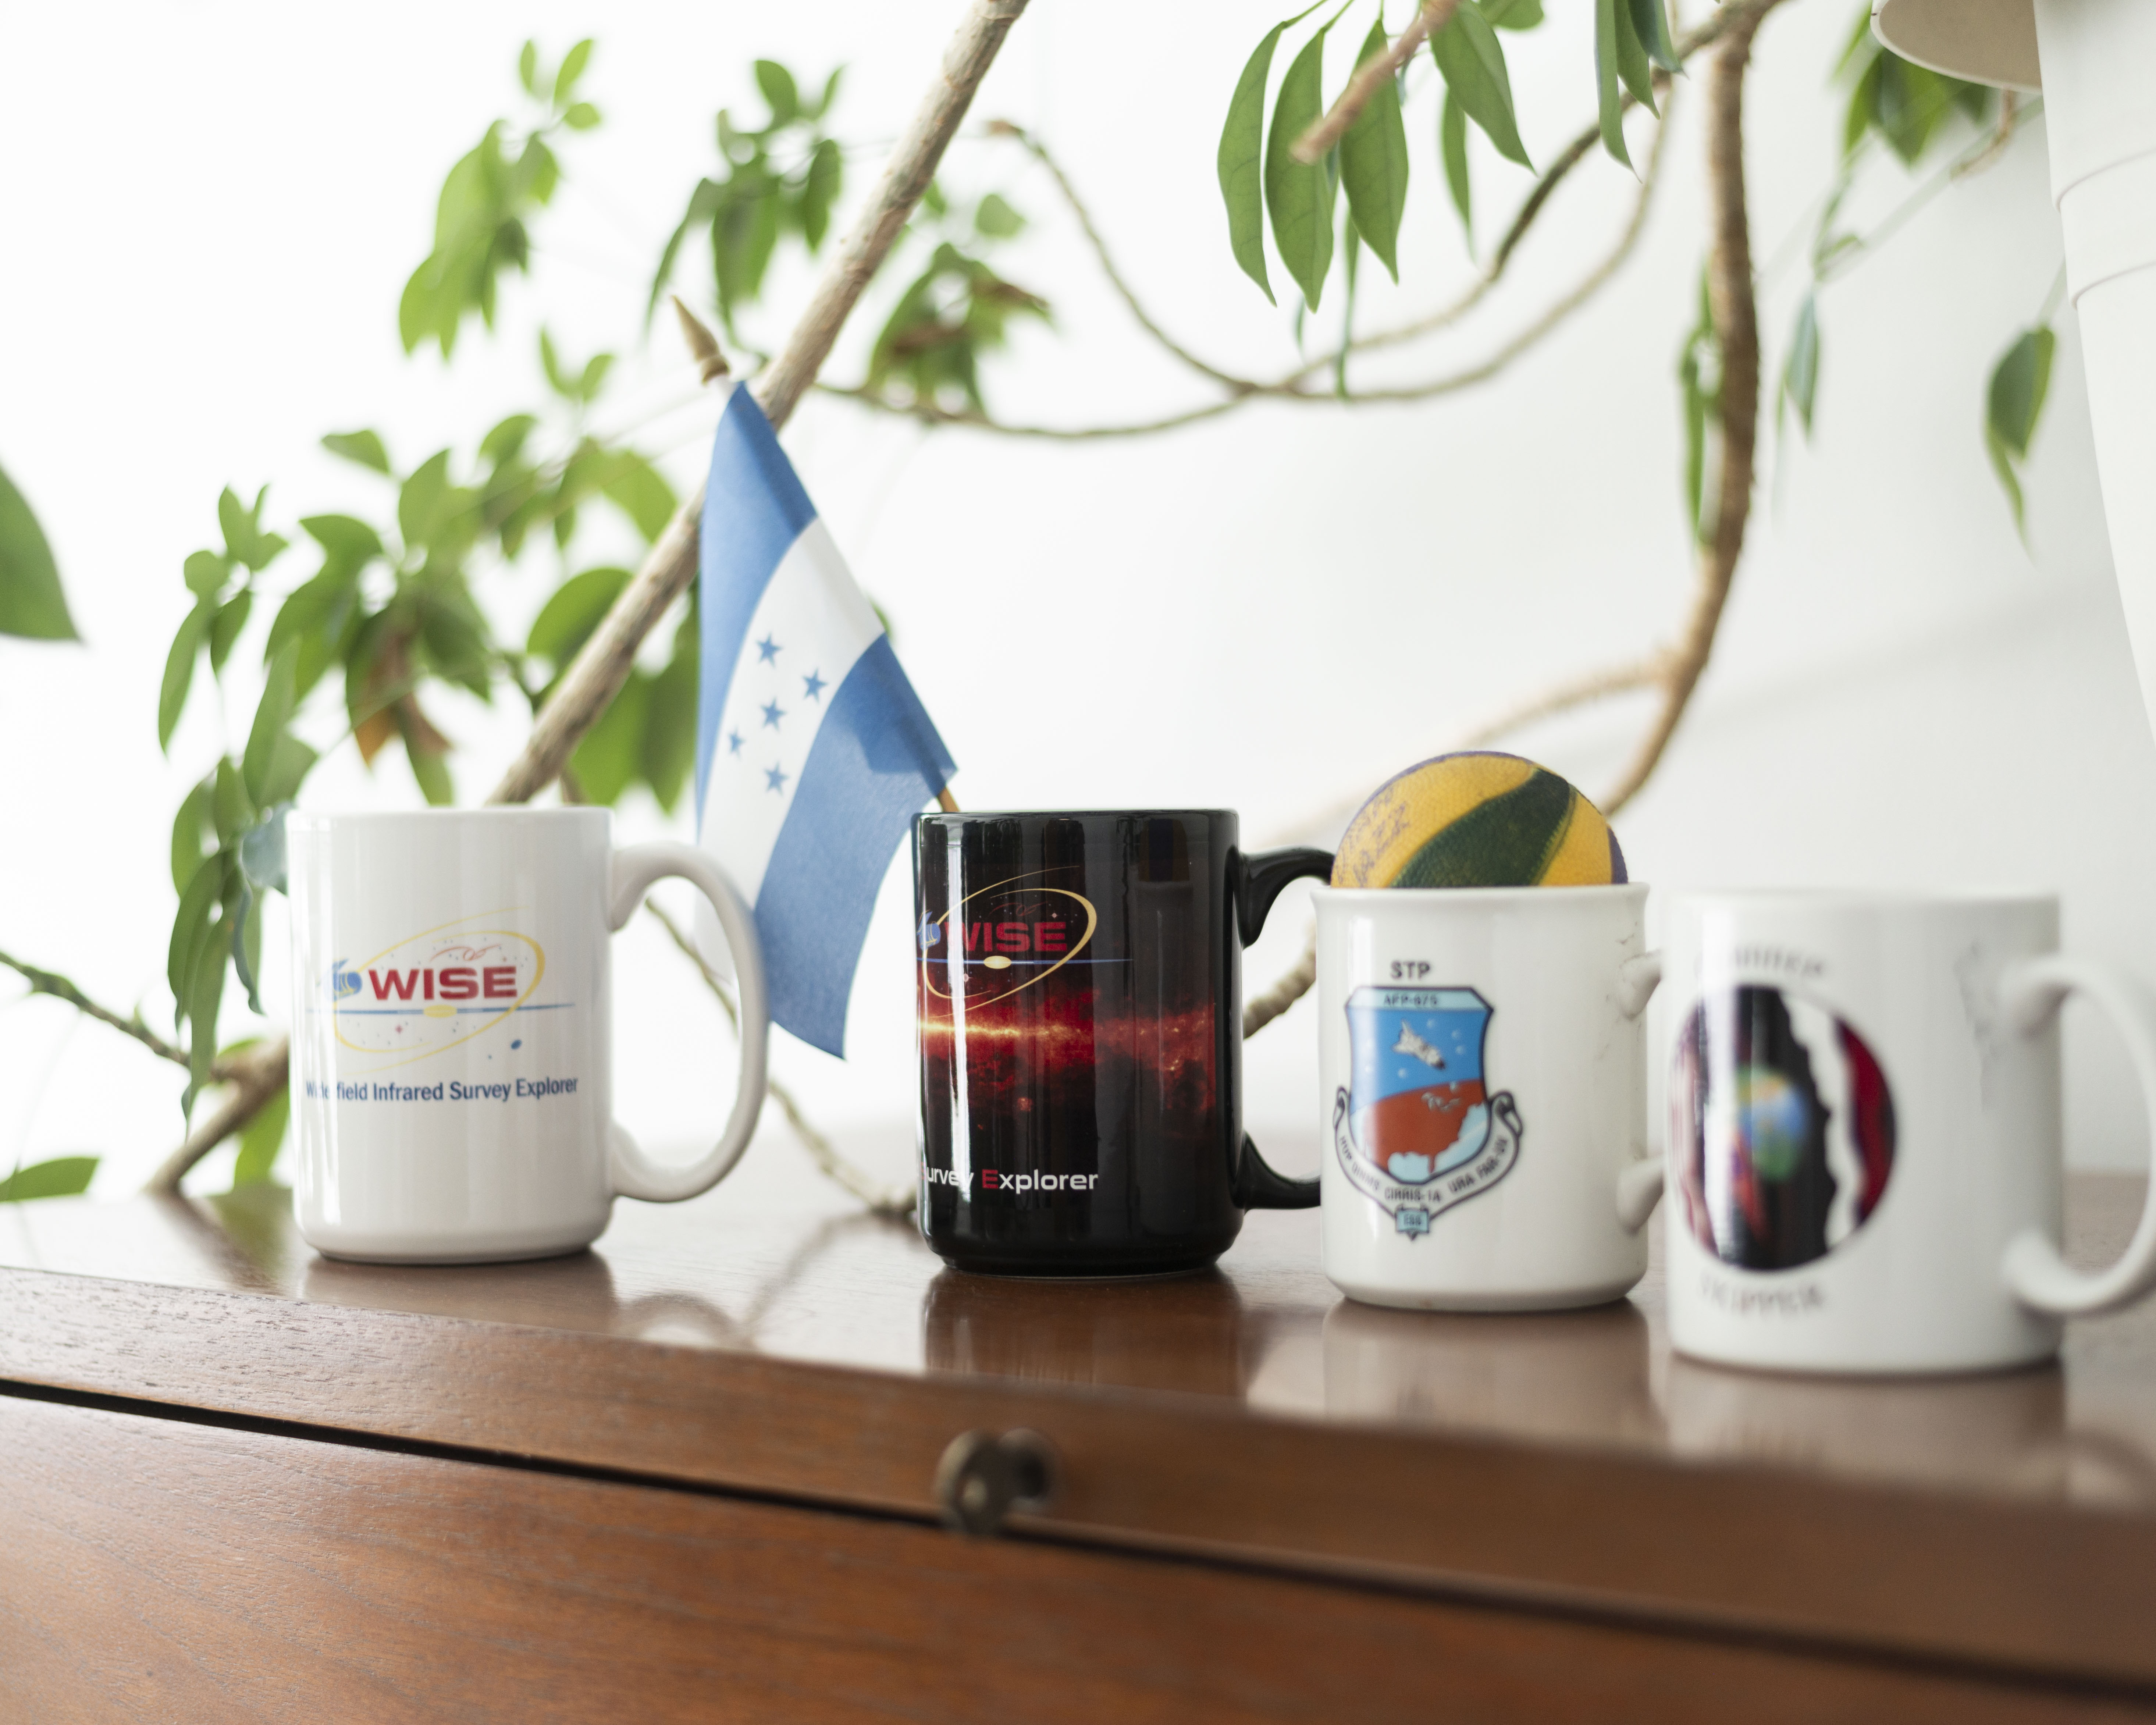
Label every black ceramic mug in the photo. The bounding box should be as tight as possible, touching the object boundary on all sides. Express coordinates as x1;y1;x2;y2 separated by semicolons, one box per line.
914;809;1333;1276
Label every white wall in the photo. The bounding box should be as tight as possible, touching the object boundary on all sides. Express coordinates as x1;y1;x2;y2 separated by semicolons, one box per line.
1;0;2146;1199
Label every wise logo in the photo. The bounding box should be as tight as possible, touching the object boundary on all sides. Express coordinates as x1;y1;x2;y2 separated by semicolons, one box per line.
917;869;1098;1006
328;912;562;1067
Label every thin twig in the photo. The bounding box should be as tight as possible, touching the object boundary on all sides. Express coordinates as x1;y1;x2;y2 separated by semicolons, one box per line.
144;1042;289;1194
1600;1;1778;815
1294;0;1462;164
989;121;1257;394
1244;925;1318;1038
645;897;914;1217
842;93;1672;439
1;948;186;1068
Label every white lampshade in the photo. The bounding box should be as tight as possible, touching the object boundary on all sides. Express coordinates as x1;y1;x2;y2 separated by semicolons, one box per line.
1871;0;2041;90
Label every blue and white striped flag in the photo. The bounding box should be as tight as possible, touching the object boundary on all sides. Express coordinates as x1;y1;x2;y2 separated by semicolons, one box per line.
691;384;956;1057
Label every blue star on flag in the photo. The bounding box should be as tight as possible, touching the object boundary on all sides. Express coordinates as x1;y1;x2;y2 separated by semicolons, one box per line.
802;669;826;703
761;699;786;729
756;634;782;664
726;729;745;756
765;764;790;794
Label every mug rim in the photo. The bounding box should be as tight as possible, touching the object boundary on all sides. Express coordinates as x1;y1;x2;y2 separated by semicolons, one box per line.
916;807;1235;822
1312;882;1646;903
1666;885;2057;912
288;806;610;831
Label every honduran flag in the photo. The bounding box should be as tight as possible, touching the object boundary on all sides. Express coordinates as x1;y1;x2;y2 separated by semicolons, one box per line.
692;384;955;1056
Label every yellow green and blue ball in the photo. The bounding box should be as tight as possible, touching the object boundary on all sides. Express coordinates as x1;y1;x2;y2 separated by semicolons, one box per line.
1331;752;1627;889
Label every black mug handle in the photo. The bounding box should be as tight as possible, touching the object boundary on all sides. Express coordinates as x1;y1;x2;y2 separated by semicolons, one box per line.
1231;846;1334;1210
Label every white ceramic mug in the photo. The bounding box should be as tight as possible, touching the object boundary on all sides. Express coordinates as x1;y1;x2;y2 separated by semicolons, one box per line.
1313;885;1665;1310
1662;889;2156;1374
287;808;769;1263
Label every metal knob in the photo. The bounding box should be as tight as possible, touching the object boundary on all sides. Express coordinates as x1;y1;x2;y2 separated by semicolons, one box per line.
933;1428;1057;1536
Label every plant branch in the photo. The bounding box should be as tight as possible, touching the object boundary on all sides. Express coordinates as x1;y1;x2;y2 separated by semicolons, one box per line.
645;898;914;1217
490;0;1028;811
1599;2;1773;816
1;948;186;1068
144;1041;289;1195
146;1;1029;1192
1244;925;1318;1038
1294;0;1462;164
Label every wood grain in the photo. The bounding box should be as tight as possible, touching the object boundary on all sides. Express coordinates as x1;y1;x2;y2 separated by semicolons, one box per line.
2;1175;2154;1688
4;1393;2149;1725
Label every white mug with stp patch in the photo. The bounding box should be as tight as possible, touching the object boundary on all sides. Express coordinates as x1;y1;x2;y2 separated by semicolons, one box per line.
287;808;768;1263
1662;890;2156;1374
1313;884;1666;1311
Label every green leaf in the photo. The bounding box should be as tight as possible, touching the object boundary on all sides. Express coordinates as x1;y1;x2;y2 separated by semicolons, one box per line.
517;39;540;97
562;102;601;131
1609;0;1658;116
1678;270;1719;547
808;66;844;120
755;59;800;125
1339;16;1410;281
1265;7;1345;313
184;549;230;599
648;178;725;322
1987;325;2056;538
158;602;211;753
570;669;651;806
974;192;1025;240
528;566;632;670
643;629;698;814
403;723;455;806
0;458;77;641
1781;292;1821;440
242;639;300;808
167;843;224;1011
1594;0;1633;169
1627;0;1680;73
1482;0;1543;26
601;454;679;544
258;736;318;810
577;352;615;402
398;450;459;550
209;588;253;674
1440;90;1472;244
212;755;253;844
556;39;595;103
1988;326;2055;459
171;778;214;897
0;1156;98;1202
185;913;230;1117
323;430;392;474
481;415;539;467
231;882;265;1015
539;327;571;396
1432;2;1531;169
239;802;292;897
231;1085;289;1188
1218;6;1317;306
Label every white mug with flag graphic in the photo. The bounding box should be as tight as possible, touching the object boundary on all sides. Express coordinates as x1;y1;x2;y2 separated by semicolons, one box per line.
1314;885;1665;1310
287;808;768;1263
689;383;956;1057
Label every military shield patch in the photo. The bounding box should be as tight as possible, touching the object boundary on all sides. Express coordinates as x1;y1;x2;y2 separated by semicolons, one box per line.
1334;985;1522;1237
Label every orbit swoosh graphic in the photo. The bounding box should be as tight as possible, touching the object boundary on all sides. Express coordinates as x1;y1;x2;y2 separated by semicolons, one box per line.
918;868;1097;1007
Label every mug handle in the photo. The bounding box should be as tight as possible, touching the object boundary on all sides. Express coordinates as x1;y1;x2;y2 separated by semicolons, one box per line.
603;841;771;1204
1233;846;1335;1210
1614;952;1666;1233
1998;955;2156;1317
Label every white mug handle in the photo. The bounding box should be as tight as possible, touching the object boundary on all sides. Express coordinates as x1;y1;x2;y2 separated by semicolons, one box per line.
1615;951;1666;1233
1999;955;2156;1317
602;841;770;1203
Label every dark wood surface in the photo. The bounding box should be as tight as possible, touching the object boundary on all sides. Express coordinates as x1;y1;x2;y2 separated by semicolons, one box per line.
4;1148;2155;1701
14;1390;2146;1725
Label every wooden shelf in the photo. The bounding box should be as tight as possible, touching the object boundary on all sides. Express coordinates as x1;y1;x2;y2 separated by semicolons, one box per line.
4;1148;2153;1719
